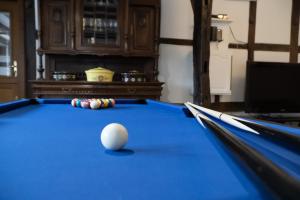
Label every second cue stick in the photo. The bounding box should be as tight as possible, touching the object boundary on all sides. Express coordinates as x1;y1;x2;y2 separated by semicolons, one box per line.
188;102;300;153
195;113;300;199
233;117;300;153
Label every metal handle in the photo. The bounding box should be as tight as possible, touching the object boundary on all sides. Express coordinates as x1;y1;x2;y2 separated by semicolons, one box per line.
12;60;17;77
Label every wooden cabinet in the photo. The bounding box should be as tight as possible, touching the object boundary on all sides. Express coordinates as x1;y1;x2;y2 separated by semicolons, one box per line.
34;0;162;100
41;0;73;50
31;81;163;100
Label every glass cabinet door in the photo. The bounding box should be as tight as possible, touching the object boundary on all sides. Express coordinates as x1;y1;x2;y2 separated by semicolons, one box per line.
0;12;14;77
82;0;120;47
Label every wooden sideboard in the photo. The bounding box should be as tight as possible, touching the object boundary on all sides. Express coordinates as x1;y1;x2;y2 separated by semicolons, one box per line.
31;0;162;99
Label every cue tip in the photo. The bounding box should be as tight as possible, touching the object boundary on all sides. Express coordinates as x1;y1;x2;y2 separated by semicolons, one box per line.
220;114;260;135
184;102;206;128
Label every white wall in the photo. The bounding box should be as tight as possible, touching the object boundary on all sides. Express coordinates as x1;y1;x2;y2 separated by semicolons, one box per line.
159;0;296;103
160;0;193;39
254;0;292;64
158;45;193;102
255;0;292;44
212;0;249;102
159;0;194;103
255;52;290;63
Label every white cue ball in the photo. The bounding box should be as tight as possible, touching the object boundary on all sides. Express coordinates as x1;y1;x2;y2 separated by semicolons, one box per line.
101;123;128;151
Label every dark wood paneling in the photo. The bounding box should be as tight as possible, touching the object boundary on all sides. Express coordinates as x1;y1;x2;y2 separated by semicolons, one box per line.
192;0;212;106
130;0;160;6
247;1;257;61
0;84;18;102
49;3;68;46
255;43;290;52
153;1;161;80
124;0;130;53
159;38;193;46
214;95;220;103
129;6;155;53
229;43;298;52
42;0;72;50
290;0;300;63
25;0;36;98
228;43;248;50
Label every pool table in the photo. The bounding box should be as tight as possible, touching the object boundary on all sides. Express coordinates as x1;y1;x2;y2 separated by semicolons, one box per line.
1;99;300;200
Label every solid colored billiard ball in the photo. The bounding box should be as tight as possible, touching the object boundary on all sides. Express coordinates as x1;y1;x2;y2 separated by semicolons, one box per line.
100;123;128;151
76;99;81;107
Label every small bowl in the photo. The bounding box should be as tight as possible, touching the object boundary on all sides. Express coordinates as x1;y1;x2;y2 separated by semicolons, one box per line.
121;71;146;83
52;72;76;81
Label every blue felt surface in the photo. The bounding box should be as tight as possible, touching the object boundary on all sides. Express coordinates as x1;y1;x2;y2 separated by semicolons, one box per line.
0;99;295;200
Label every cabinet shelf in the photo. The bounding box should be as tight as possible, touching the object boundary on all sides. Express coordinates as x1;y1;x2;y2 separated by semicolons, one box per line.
83;4;118;9
83;11;117;16
83;30;117;35
30;80;163;85
37;48;159;57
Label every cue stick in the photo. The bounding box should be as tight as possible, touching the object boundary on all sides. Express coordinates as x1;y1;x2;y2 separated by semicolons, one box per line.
187;102;300;153
185;103;300;199
232;116;300;152
186;102;259;135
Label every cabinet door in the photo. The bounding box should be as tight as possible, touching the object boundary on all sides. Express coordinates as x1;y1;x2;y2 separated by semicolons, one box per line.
42;0;72;50
129;6;155;54
0;0;26;102
75;0;124;53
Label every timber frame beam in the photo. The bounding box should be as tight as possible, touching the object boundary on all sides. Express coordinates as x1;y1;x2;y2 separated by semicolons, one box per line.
190;0;212;106
290;0;300;63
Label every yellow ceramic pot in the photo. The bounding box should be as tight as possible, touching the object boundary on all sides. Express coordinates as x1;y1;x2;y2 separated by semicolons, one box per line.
85;67;114;82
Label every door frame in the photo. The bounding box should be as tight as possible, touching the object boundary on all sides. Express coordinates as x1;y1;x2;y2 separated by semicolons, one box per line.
0;0;26;99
